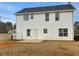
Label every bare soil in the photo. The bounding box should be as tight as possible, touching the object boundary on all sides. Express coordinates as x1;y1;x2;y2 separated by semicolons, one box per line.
0;40;79;56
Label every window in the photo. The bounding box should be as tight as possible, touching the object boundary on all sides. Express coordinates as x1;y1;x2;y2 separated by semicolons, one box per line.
45;13;49;21
59;28;68;36
43;29;48;33
27;29;30;36
55;12;59;21
24;14;29;20
30;14;33;19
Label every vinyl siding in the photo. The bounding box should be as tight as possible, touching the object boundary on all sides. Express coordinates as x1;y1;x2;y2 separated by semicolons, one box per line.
16;11;74;40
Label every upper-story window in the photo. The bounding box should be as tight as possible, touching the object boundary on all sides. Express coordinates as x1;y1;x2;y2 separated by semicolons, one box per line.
30;14;33;19
55;12;59;21
45;13;49;21
27;29;30;36
24;14;29;20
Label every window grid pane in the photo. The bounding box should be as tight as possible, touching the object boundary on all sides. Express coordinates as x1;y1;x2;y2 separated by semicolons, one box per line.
59;32;63;36
27;33;30;36
44;29;47;33
27;29;30;32
56;13;59;17
24;14;29;20
55;12;59;21
59;29;63;32
45;13;49;21
59;28;68;36
64;29;68;32
27;29;30;36
64;32;68;36
31;14;33;19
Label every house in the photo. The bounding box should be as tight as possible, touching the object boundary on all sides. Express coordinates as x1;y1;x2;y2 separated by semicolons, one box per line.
15;4;75;41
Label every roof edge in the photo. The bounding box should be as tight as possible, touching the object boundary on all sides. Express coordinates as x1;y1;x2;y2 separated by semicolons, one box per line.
15;9;74;15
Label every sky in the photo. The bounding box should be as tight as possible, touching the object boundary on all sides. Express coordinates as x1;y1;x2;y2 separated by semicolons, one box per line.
0;2;79;24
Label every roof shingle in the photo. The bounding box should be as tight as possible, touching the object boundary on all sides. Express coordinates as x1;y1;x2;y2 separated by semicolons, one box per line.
16;4;75;13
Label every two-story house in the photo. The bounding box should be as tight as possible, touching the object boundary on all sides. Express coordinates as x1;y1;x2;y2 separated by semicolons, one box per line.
15;4;75;41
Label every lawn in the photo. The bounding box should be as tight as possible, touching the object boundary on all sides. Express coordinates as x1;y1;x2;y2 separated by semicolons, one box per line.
0;40;79;56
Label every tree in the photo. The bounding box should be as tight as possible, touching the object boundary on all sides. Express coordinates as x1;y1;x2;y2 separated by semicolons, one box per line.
74;21;79;36
0;21;7;33
13;23;16;29
5;22;13;31
0;21;13;33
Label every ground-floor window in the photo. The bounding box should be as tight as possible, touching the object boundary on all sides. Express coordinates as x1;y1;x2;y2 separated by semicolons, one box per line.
59;28;68;36
43;29;48;33
27;29;30;36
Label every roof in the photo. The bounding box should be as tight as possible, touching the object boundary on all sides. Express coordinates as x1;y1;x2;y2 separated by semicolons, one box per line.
16;4;75;14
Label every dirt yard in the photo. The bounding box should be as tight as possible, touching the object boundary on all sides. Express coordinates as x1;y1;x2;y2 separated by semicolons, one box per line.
0;40;79;56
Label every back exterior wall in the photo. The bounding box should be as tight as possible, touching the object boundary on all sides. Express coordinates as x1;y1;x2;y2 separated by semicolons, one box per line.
16;11;74;40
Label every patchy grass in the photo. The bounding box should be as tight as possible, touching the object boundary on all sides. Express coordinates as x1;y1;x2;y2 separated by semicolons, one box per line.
0;40;79;56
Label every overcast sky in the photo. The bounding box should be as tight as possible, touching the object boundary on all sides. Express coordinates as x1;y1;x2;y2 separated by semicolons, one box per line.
0;2;79;24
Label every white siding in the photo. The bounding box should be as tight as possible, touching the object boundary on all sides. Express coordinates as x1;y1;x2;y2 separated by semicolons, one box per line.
50;12;74;40
16;11;74;40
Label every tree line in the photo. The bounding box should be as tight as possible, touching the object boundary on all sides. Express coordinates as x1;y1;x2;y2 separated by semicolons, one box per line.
0;21;16;33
